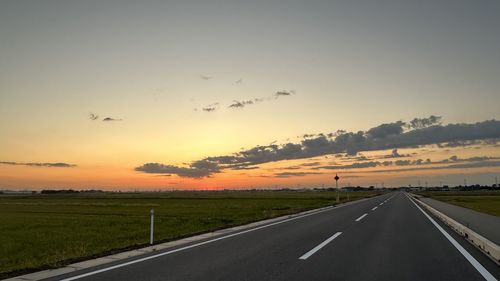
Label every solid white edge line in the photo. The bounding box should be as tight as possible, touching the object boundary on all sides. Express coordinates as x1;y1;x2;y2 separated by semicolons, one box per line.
406;194;497;281
355;213;368;222
58;195;386;281
299;232;342;260
371;206;378;211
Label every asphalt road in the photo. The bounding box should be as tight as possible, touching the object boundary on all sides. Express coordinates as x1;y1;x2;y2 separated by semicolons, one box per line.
45;192;500;281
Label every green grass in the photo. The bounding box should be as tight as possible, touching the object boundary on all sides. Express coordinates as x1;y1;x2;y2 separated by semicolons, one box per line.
417;191;500;217
0;190;379;277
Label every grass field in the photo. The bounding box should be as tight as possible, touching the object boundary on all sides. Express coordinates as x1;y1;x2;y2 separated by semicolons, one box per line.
417;191;500;217
0;190;380;277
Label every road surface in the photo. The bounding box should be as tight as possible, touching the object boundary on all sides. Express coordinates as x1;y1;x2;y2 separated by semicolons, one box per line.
44;192;500;281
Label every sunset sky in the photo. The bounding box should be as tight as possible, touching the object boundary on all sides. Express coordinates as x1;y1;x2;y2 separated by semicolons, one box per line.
1;0;499;190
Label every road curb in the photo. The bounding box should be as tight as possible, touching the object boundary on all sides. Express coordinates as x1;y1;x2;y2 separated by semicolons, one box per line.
410;194;500;265
3;195;378;281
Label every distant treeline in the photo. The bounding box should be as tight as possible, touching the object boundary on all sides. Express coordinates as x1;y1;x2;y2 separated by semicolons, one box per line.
412;184;500;192
40;189;104;194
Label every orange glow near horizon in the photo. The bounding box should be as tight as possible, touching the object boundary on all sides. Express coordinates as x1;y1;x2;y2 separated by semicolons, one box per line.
1;145;499;190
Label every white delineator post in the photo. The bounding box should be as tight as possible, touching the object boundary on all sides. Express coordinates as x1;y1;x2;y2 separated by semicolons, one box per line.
150;209;155;245
334;174;340;203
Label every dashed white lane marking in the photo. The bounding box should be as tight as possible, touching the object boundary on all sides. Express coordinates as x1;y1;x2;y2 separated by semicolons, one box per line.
379;202;384;206
299;232;342;260
371;206;378;211
355;213;368;222
406;194;497;281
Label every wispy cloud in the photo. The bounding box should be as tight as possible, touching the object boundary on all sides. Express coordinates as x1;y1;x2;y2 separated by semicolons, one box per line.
0;161;77;168
199;90;295;112
275;90;294;98
228;100;255;109
316;161;381;170
202;103;219;112
274;171;322;178
135;117;500;178
89;113;99;120
200;75;213;80
301;162;322;167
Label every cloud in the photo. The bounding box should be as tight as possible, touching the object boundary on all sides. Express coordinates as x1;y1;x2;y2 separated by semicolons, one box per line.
408;115;442;129
437;140;483;148
316;161;381;170
274;171;322;178
384;149;410;158
228;100;255;109
202;103;219;112
135;117;500;178
367;121;406;138
301;162;321;167
275;90;294;98
363;160;500;174
278;166;302;170
200;75;213;80
231;166;260;170
198;90;294;112
89;113;99;120
444;155;498;163
103;117;122;122
0;161;77;168
134;162;218;178
314;155;499;171
235;79;243;84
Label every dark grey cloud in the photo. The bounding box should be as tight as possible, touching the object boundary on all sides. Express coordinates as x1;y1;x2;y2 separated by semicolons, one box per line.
408;115;442;129
231;166;260;170
315;154;498;171
363;160;500;174
103;117;122;122
0;161;77;168
274;171;322;178
135;117;500;178
367;121;406;139
134;162;218;178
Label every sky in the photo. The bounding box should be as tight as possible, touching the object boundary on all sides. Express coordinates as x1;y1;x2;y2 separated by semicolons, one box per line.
1;0;499;190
